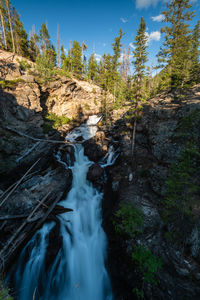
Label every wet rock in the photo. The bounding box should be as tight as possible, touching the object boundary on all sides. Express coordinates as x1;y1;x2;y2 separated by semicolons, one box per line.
83;139;106;162
87;163;103;182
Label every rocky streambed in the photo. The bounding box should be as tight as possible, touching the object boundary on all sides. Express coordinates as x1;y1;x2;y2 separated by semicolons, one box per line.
1;59;200;299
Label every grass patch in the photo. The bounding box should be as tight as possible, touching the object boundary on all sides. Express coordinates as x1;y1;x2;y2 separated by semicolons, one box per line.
43;112;71;133
0;79;25;89
53;68;72;78
18;59;31;71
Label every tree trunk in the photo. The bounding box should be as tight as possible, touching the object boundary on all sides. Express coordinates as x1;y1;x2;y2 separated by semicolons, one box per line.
6;0;15;53
57;24;60;67
0;7;7;49
131;118;137;158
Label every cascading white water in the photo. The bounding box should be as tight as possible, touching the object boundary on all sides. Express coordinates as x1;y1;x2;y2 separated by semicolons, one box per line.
11;116;117;300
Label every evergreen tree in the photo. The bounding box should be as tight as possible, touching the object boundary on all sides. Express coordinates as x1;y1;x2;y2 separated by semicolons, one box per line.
88;53;98;81
190;21;200;84
0;0;7;49
71;41;83;75
60;45;66;68
111;29;124;84
5;0;15;52
159;0;194;88
131;17;148;156
39;22;50;53
13;9;29;57
47;44;57;65
29;33;39;61
100;53;112;91
36;51;54;82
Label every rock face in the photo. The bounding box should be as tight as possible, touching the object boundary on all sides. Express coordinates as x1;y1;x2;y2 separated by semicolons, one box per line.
45;78;109;119
0;57;111;181
103;85;200;300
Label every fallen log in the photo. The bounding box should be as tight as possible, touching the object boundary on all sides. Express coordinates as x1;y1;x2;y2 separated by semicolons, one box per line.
0;191;51;268
0;158;41;207
0;205;73;221
4;125;70;144
0;170;39;200
52;204;73;215
0;192;73;272
33;192;65;231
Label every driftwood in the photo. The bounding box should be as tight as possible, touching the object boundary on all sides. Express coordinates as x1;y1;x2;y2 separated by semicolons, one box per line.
52;205;73;215
4;125;70;144
33;192;63;231
0;191;73;271
0;158;41;207
0;170;39;200
0;205;73;221
0;191;51;259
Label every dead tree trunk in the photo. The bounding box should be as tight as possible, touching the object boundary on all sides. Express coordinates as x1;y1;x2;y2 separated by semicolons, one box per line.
0;7;7;49
6;0;15;53
131;118;137;158
57;24;60;67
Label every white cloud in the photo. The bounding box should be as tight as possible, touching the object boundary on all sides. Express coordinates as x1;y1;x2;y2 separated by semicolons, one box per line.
151;14;165;22
103;43;106;47
135;0;160;9
120;17;128;23
135;0;195;9
129;42;135;49
146;31;161;42
94;54;102;62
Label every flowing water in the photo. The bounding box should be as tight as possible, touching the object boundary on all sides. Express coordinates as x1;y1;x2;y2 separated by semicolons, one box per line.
11;116;116;300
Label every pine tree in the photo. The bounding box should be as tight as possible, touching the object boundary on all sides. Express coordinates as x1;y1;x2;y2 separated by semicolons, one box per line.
0;0;7;49
36;51;54;82
39;22;50;53
60;45;66;68
29;33;39;61
5;0;15;52
13;9;29;57
131;17;148;156
190;21;200;84
159;0;194;88
71;41;83;76
110;29;124;93
88;53;98;81
100;54;112;91
57;24;60;67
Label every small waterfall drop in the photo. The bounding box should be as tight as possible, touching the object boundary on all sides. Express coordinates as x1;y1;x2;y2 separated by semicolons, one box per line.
11;116;116;300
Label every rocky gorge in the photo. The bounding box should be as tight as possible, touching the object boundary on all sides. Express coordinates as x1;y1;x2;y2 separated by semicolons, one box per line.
0;52;200;299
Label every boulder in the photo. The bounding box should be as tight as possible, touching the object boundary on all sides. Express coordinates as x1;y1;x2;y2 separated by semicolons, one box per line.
83;139;106;162
87;163;103;182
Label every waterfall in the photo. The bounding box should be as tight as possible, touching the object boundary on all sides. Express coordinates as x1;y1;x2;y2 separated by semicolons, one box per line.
10;116;116;300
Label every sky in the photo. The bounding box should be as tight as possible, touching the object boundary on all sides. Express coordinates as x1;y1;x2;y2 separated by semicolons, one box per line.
12;0;200;72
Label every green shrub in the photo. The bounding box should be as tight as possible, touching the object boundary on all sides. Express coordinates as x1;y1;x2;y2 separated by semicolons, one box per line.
113;203;144;238
162;144;200;242
0;281;13;300
43;112;71;132
53;68;71;78
0;79;25;89
19;59;31;71
36;53;54;82
132;245;162;285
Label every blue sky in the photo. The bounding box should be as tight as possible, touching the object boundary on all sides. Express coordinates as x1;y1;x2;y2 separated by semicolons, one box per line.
13;0;200;72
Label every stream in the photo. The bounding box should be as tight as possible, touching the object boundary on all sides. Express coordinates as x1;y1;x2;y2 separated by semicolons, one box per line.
11;116;116;300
